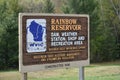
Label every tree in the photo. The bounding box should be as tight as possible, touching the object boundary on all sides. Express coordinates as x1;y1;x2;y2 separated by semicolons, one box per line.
102;0;120;59
19;0;44;13
0;0;22;70
43;0;55;13
62;0;102;62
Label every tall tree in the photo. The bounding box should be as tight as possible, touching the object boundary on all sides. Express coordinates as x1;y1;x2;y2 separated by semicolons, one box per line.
102;0;120;59
19;0;43;13
43;0;55;13
0;0;22;69
62;0;101;62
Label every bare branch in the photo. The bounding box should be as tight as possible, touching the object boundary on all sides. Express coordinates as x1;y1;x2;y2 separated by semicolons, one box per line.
110;0;120;20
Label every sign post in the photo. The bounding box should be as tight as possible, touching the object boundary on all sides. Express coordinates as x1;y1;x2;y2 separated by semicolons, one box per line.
21;73;27;80
19;13;89;79
79;67;84;80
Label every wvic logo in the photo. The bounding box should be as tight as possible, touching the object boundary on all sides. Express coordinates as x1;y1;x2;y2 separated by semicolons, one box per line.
26;19;46;53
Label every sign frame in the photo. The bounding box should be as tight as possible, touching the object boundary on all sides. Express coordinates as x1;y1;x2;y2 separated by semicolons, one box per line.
19;13;90;72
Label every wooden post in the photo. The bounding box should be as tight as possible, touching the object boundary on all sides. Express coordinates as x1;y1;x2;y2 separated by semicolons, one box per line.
79;67;84;80
21;73;27;80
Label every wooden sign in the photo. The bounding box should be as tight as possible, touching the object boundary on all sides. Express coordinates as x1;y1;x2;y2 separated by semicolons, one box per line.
19;13;90;72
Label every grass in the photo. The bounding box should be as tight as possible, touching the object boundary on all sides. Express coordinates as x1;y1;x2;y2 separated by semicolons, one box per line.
0;61;120;80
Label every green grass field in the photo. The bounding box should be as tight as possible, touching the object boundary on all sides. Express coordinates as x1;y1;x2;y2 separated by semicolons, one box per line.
0;61;120;80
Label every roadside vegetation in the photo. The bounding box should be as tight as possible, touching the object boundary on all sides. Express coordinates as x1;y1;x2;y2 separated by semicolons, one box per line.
0;61;120;80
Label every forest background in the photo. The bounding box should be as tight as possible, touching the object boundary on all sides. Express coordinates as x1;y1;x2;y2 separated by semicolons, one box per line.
0;0;120;70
